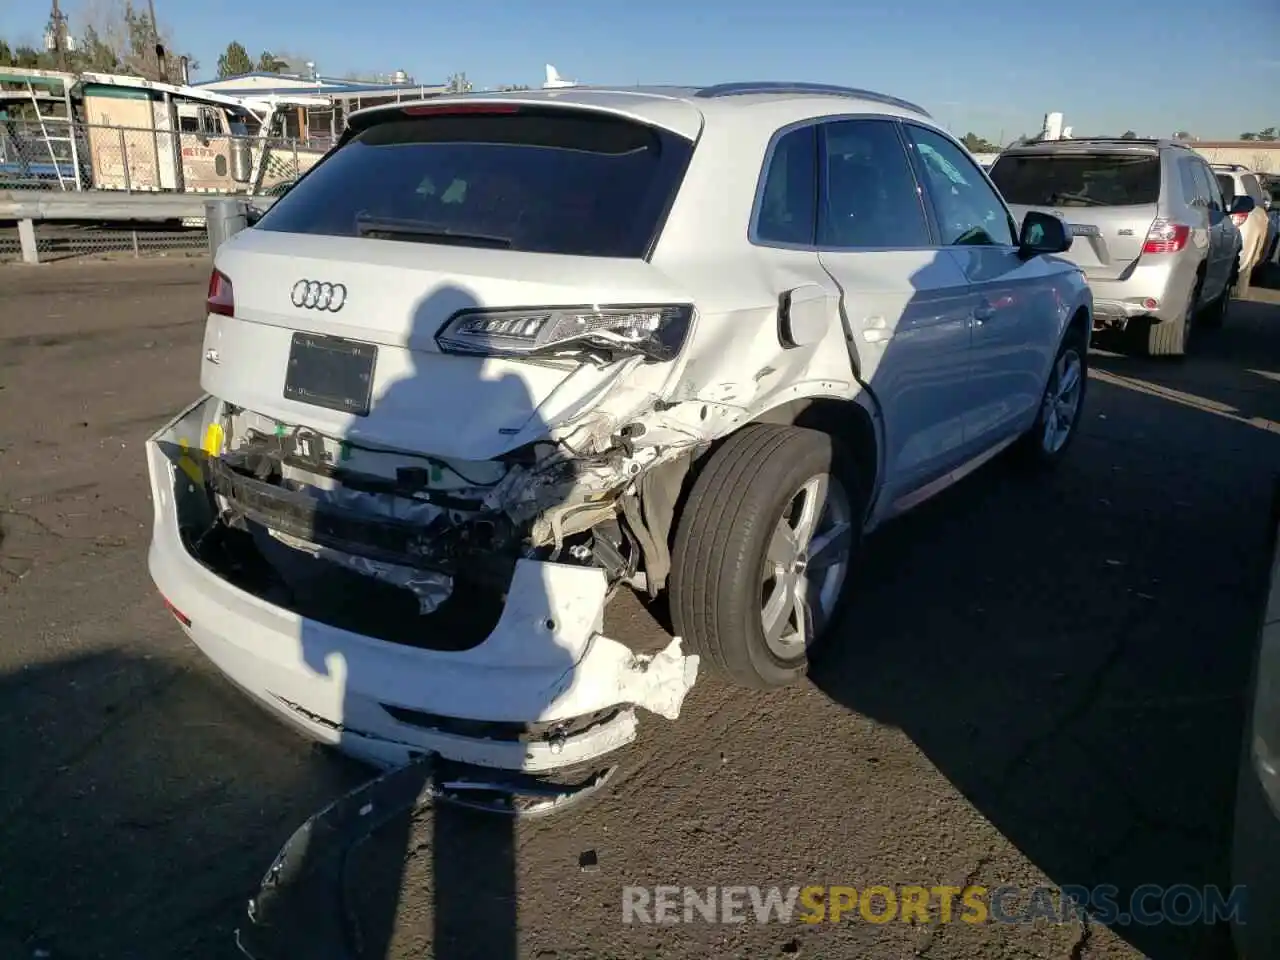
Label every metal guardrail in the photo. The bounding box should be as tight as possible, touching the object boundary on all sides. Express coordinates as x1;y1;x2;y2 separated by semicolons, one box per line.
1;191;278;263
0;190;278;221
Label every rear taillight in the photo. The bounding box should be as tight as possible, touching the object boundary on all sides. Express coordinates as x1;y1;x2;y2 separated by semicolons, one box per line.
1230;212;1249;227
207;269;234;317
161;595;191;627
1142;220;1190;254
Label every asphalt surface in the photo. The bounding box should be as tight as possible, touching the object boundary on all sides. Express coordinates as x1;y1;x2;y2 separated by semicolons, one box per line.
2;258;1280;960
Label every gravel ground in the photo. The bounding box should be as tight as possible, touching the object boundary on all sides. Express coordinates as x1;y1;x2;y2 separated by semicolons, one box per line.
1;258;1279;959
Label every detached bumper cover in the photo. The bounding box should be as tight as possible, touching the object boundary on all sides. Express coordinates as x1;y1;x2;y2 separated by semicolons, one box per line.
146;396;699;773
236;753;614;959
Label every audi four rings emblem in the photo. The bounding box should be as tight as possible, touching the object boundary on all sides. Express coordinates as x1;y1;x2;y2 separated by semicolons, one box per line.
291;279;347;312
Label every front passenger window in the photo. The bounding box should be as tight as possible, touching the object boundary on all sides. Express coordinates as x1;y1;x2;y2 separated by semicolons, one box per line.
907;126;1016;247
817;119;929;249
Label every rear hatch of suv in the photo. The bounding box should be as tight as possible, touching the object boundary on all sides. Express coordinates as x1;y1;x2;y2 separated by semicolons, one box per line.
207;99;701;461
990;145;1163;282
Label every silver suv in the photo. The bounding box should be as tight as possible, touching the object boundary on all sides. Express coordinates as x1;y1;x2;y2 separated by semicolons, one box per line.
989;138;1249;356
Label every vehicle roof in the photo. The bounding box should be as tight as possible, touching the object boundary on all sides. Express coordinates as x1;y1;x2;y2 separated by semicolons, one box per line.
999;137;1191;156
346;82;935;141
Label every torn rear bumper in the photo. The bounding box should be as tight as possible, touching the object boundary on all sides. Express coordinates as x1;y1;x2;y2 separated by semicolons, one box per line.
236;754;611;960
145;395;699;774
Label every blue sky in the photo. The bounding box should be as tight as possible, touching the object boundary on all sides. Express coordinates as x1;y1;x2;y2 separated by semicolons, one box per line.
3;0;1277;141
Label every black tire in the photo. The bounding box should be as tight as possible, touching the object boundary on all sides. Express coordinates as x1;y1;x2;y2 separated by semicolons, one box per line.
1201;281;1232;330
1016;325;1089;468
669;423;863;689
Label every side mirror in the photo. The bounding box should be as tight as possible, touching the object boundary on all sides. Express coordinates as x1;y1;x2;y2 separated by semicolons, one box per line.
1017;210;1072;258
1229;195;1256;217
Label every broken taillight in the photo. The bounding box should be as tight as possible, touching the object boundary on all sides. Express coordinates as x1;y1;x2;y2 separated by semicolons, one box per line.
207;269;234;317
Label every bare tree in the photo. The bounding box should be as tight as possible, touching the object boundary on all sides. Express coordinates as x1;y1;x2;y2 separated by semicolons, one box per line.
73;0;196;80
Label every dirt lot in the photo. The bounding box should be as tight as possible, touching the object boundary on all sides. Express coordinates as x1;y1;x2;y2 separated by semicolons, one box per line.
2;259;1279;959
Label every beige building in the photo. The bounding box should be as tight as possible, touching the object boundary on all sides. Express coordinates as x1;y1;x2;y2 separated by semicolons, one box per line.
1188;141;1280;175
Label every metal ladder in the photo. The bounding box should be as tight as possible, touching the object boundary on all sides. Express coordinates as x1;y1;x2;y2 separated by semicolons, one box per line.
25;79;79;191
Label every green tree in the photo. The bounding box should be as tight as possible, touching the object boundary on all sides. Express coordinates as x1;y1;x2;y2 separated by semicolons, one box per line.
11;45;45;68
217;41;254;79
961;131;997;153
73;25;122;72
257;50;288;72
1174;130;1192;140
1121;130;1137;139
0;40;11;66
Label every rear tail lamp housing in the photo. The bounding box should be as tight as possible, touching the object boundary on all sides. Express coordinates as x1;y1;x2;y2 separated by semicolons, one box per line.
207;269;235;317
435;305;694;364
1142;220;1190;255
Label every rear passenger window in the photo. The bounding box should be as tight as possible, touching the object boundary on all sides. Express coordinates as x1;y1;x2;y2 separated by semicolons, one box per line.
1179;159;1205;203
755;126;817;245
817;119;929;248
1192;164;1222;211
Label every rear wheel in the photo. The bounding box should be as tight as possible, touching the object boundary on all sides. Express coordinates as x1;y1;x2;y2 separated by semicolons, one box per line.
1146;276;1200;357
1202;277;1233;330
670;423;863;689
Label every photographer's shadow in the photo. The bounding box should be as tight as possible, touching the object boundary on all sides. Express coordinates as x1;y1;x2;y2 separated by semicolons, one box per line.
238;283;577;960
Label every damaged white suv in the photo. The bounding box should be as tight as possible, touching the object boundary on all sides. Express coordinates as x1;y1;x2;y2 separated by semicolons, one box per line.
147;82;1091;802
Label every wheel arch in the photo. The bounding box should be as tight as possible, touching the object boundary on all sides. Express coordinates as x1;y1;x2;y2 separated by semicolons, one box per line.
630;392;882;597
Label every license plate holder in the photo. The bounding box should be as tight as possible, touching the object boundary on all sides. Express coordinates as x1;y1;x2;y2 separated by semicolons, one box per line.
283;333;377;417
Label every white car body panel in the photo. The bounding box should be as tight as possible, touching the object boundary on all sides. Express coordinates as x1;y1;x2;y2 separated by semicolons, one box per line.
146;85;1092;776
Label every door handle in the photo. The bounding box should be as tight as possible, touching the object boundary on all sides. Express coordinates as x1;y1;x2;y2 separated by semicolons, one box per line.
973;303;995;325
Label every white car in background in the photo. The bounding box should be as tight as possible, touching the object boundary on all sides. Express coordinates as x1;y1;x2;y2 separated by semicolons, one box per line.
146;81;1092;806
1213;164;1275;281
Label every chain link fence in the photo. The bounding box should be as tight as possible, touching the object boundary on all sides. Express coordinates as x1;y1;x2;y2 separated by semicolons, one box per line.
1;119;326;261
1;119;324;194
0;221;208;263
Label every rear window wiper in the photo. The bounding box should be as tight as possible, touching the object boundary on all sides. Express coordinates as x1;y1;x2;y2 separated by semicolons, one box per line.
354;215;512;248
1047;192;1107;207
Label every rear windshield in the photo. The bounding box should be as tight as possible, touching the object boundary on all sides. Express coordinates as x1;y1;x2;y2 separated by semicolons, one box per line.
989;153;1162;207
255;108;694;258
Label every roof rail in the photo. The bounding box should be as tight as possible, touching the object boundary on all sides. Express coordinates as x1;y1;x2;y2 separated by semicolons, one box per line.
693;81;930;117
1040;136;1165;146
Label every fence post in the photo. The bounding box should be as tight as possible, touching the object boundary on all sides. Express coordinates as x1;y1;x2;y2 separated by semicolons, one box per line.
17;218;39;265
118;128;132;193
205;198;248;254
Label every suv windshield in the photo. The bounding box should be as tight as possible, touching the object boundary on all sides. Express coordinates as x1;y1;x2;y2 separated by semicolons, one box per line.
989;153;1161;207
255;108;694;258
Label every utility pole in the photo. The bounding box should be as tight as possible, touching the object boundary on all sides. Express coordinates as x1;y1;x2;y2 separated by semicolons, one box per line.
147;0;163;79
45;0;71;71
